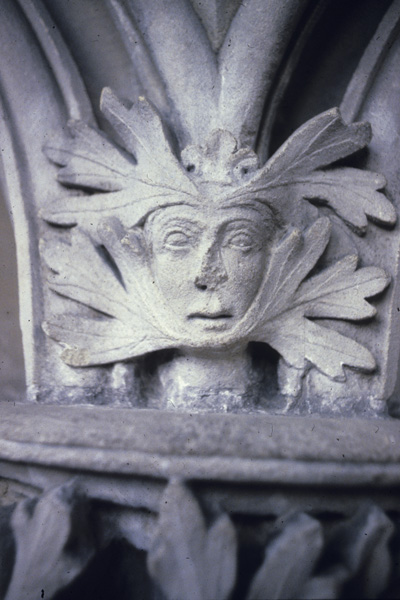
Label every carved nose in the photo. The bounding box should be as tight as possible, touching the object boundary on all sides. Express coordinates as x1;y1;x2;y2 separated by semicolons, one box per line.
194;278;208;291
194;247;228;291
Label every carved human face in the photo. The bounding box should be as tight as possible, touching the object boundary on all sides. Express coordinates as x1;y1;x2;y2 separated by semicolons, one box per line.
145;203;275;335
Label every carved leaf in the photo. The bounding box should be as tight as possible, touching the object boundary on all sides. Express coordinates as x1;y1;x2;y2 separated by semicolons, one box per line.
253;217;332;322
264;314;376;380
295;168;395;234
44;119;135;192
5;482;93;600
42;88;197;231
326;504;394;599
147;481;237;600
42;221;176;366
41;228;132;321
263;108;371;181
247;513;323;600
299;504;395;600
297;255;389;321
43;314;174;367
40;188;190;232
298;574;344;600
244;108;396;233
100;87;195;193
255;217;389;379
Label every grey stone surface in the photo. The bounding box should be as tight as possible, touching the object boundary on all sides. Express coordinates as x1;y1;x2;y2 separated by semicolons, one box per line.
1;1;400;598
0;0;394;415
0;193;24;402
0;0;398;417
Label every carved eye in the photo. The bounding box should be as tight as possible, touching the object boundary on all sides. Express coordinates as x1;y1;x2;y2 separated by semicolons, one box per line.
226;232;256;251
164;230;191;248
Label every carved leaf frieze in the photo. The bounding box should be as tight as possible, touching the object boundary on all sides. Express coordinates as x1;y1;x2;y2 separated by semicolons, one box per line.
147;481;237;600
1;480;397;600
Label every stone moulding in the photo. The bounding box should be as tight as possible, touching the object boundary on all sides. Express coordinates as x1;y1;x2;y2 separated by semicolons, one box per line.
1;405;400;598
1;404;400;486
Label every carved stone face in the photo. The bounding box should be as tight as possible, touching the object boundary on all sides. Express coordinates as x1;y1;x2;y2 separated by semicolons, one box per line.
145;203;275;335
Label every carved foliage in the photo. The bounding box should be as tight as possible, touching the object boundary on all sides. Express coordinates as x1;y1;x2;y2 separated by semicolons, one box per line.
4;482;93;600
41;220;177;366
145;483;396;600
41;214;389;381
42;89;197;232
247;513;324;600
41;92;395;390
254;217;389;380
1;481;397;600
247;504;394;600
147;481;237;600
43;98;395;235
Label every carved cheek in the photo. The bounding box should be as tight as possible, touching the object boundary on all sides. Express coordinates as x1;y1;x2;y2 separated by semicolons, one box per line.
218;248;266;314
225;246;265;281
151;248;200;306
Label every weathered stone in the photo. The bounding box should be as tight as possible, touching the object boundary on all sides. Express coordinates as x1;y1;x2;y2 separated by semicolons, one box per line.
1;1;400;598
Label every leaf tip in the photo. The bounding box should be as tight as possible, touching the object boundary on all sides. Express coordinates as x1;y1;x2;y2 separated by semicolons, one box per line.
351;119;372;147
66;119;85;137
317;215;332;233
99;86;115;109
61;347;91;367
41;320;50;336
100;87;130;123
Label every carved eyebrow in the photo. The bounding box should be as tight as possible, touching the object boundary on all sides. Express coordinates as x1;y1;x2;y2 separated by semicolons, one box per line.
222;219;264;231
146;215;204;238
158;217;203;230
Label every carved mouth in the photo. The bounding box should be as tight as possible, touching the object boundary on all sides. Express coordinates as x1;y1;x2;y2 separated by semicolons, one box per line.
187;313;233;331
188;313;233;321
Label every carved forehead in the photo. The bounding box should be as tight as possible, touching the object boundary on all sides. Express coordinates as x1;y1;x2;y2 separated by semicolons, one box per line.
144;202;276;232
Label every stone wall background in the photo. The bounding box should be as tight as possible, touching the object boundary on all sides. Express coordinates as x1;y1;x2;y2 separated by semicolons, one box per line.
0;192;25;401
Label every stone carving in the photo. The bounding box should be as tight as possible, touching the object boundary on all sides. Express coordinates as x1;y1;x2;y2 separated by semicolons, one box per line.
1;2;400;599
4;482;93;600
40;89;395;409
147;480;237;600
1;480;398;600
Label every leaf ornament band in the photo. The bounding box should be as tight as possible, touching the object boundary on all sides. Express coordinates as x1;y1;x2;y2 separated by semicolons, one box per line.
42;88;395;385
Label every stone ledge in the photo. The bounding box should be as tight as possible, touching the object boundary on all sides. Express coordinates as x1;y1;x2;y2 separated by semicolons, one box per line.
0;403;399;486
